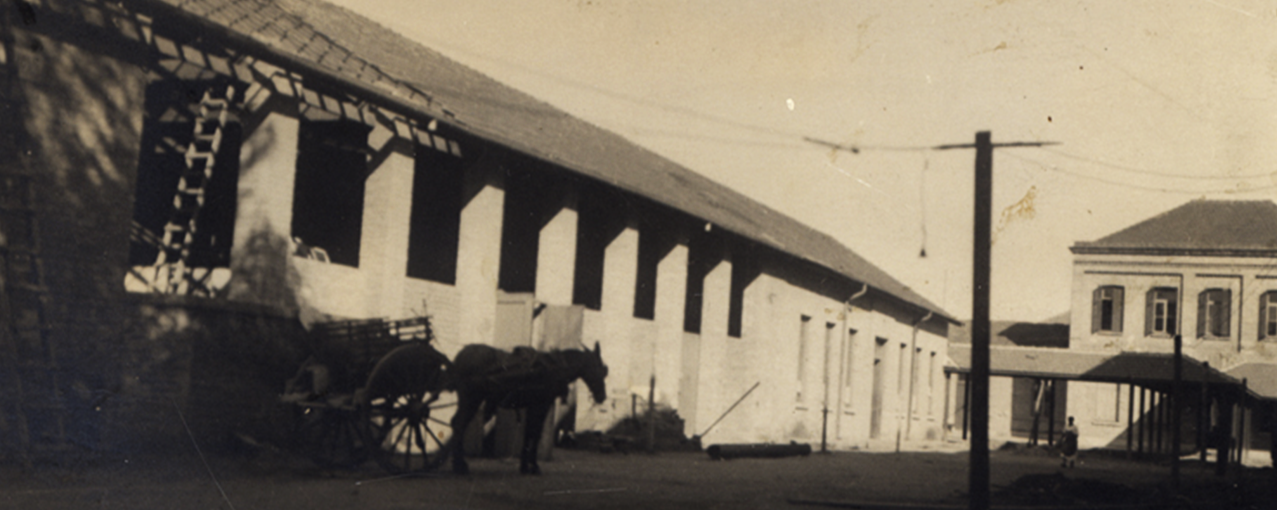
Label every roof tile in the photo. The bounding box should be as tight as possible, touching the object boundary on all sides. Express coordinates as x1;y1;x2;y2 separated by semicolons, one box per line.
152;0;955;321
1077;199;1277;252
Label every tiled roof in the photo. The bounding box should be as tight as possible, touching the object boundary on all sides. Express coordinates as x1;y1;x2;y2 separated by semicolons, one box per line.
1072;199;1277;253
140;0;955;322
1227;363;1277;400
949;321;1069;348
948;346;1242;390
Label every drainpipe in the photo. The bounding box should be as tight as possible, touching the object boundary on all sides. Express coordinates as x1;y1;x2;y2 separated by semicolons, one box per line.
905;310;934;444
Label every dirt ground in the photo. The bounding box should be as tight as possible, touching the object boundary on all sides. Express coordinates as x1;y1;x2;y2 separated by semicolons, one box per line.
3;443;1274;509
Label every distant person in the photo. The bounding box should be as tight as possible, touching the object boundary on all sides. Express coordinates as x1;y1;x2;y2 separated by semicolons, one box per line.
1060;416;1079;468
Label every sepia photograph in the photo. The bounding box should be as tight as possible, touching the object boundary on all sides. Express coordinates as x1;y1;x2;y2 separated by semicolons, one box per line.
2;0;1276;508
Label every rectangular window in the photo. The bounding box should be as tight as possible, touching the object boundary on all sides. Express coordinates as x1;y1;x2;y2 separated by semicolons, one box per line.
1092;286;1124;333
1145;288;1178;337
797;315;812;403
1197;288;1231;339
292;118;371;267
897;343;908;395
1263;292;1277;340
1270;305;1277;337
1256;293;1277;342
927;351;936;416
405;143;464;283
130;79;242;270
841;328;856;409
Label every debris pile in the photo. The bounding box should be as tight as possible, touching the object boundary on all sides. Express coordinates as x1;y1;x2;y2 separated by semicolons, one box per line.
565;408;699;453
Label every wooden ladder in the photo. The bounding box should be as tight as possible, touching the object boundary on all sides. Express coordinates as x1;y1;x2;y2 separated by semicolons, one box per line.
150;83;236;295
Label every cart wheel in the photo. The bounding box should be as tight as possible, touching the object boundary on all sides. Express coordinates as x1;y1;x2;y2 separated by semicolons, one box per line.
295;405;369;469
363;388;457;473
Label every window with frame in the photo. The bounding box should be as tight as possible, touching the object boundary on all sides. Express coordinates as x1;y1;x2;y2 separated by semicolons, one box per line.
1091;285;1124;333
1260;291;1277;340
1144;287;1178;337
1196;288;1231;339
291;118;372;267
797;315;812;403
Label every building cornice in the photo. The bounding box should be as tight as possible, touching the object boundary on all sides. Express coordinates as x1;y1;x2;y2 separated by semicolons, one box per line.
1070;245;1277;258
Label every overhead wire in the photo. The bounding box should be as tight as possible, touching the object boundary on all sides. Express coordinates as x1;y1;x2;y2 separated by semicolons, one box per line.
1038;146;1277;180
999;149;1277;195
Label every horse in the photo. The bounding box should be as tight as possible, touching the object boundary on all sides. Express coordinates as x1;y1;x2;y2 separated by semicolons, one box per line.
446;341;608;475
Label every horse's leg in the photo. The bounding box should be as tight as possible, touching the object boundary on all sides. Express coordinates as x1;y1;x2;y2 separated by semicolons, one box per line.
520;400;552;475
449;392;481;475
480;400;499;457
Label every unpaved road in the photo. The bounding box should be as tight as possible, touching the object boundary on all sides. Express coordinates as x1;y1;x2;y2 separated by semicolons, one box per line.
2;445;1268;509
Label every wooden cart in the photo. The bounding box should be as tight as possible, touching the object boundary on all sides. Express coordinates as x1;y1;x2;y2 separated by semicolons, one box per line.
281;316;458;474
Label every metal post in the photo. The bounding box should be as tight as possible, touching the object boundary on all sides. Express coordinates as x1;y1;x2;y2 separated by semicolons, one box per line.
1201;362;1210;463
1172;334;1182;489
1048;380;1057;446
962;373;970;440
1138;387;1146;455
1238;378;1248;468
969;131;993;510
647;374;656;454
821;407;829;453
1127;380;1135;458
1154;392;1163;455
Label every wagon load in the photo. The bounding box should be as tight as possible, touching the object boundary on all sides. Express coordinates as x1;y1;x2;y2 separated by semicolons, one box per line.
281;315;453;473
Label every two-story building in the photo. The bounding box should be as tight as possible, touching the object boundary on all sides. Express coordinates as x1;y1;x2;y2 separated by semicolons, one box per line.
1066;199;1277;463
948;199;1277;467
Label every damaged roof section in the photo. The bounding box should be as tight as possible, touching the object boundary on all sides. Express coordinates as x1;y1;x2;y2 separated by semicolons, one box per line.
139;0;956;323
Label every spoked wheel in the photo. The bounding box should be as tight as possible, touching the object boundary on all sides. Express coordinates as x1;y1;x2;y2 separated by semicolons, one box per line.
363;388;457;474
295;403;369;469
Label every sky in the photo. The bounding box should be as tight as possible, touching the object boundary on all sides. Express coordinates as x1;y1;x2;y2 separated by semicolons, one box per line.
324;0;1277;322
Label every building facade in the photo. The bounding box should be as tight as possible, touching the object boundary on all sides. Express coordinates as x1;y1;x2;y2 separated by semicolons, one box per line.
0;0;953;461
1066;200;1277;461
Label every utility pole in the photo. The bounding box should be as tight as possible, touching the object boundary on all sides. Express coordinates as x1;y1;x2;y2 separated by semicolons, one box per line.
934;132;1057;510
806;131;1057;510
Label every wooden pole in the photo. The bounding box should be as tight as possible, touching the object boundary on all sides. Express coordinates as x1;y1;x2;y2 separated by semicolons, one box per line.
1048;379;1057;445
1154;392;1163;455
1238;379;1248;468
1138;387;1146;455
1201;362;1210;463
1172;334;1182;489
962;373;970;440
647;374;656;454
1127;380;1135;458
968;131;993;510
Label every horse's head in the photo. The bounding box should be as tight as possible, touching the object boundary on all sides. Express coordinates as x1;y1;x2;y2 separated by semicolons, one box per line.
578;341;608;405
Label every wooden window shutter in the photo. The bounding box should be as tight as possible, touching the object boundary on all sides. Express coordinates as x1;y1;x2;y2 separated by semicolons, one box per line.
1220;289;1232;337
1145;289;1155;336
1092;287;1103;333
1261;292;1270;340
1197;291;1207;338
1113;287;1124;332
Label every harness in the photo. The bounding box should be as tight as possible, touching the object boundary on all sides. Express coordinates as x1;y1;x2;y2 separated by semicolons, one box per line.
473;348;577;406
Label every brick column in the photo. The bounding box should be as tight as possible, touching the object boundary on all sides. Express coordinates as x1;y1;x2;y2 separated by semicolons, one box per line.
359;151;414;317
228;112;298;308
455;153;504;353
535;194;578;306
696;257;732;437
602;225;639;390
655;241;688;409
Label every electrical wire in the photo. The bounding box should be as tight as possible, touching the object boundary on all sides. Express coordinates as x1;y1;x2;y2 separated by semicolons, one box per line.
1038;146;1277;180
1000;150;1277;195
